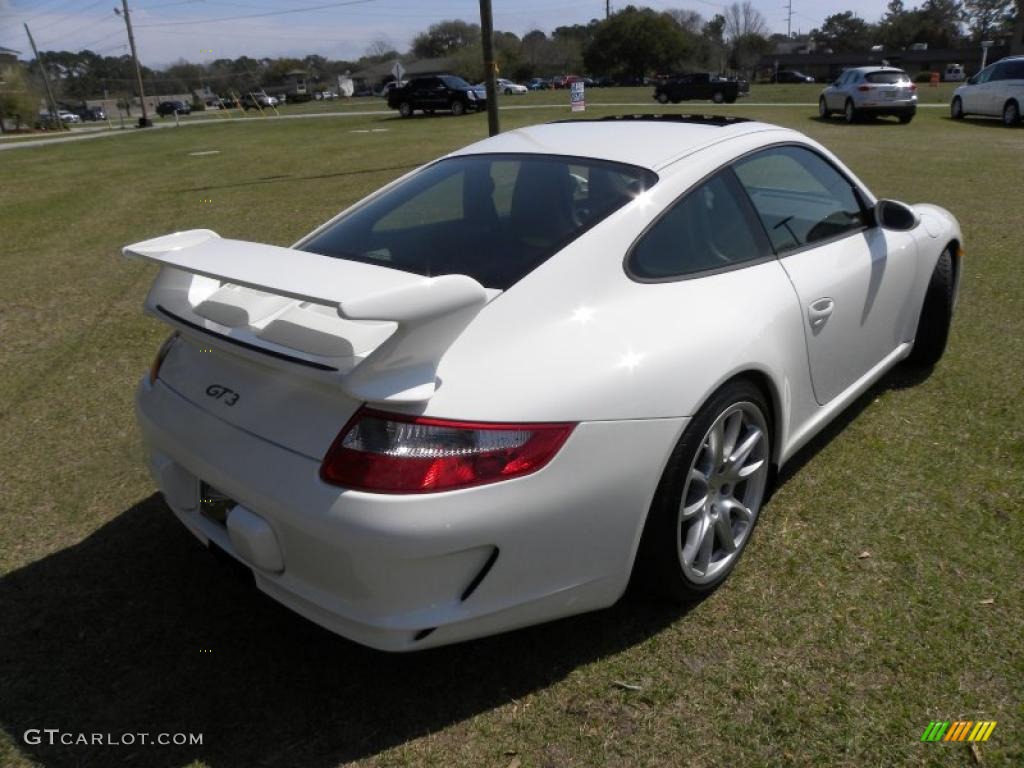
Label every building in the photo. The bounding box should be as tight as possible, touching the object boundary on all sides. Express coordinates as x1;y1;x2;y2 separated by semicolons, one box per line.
351;57;457;93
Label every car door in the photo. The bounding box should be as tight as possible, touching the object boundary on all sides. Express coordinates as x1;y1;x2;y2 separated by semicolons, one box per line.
733;145;918;405
961;63;995;113
827;72;848;110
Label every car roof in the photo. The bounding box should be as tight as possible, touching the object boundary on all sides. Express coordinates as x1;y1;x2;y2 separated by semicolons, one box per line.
845;66;907;73
450;117;793;172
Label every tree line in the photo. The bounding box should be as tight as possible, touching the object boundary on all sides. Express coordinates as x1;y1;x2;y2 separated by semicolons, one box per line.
4;0;1022;113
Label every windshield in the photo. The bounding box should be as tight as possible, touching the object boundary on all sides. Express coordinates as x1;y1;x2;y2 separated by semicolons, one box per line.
440;75;472;89
865;70;909;84
299;154;658;290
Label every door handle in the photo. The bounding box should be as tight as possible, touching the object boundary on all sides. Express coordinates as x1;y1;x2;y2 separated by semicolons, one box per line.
808;298;834;330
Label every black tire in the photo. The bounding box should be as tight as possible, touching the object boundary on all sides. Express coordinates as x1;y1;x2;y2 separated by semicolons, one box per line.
950;96;964;120
656;91;669;104
712;90;725;104
906;247;955;369
818;96;831;119
844;99;858;123
725;94;737;104
450;99;466;116
634;380;772;603
504;87;512;95
1002;99;1020;126
898;110;915;124
398;101;413;118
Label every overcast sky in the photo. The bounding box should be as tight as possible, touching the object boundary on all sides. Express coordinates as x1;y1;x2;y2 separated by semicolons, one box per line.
1;0;895;67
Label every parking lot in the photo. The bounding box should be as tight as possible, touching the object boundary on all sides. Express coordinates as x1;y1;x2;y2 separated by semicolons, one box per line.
1;94;1021;767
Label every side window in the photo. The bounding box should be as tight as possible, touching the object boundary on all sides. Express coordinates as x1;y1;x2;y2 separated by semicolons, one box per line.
732;146;866;253
629;171;766;280
1008;61;1024;79
989;63;1009;81
974;64;996;84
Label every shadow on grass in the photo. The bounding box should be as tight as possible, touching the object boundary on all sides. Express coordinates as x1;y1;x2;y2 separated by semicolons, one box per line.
0;495;684;768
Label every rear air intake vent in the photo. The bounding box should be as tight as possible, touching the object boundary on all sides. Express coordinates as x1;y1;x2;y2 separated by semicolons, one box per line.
554;114;752;127
461;547;500;602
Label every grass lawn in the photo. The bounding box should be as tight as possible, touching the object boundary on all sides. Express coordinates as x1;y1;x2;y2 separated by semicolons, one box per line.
0;100;1021;768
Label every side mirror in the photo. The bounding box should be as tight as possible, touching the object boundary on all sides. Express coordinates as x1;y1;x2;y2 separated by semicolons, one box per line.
875;199;919;231
967;74;978;85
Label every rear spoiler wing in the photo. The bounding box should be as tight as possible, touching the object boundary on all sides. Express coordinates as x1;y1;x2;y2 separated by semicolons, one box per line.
125;229;490;404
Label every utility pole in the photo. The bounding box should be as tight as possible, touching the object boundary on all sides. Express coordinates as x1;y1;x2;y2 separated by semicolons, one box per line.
116;0;151;127
606;1;610;19
478;0;500;136
24;23;64;131
785;0;793;38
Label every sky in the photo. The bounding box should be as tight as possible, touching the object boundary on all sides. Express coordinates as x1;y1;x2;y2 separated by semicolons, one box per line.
1;0;895;67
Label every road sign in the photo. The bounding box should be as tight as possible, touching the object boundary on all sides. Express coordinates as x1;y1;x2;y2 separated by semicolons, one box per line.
570;80;585;112
391;61;406;82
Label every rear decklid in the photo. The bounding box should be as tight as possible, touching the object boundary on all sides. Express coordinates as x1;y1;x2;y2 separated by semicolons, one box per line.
127;229;491;456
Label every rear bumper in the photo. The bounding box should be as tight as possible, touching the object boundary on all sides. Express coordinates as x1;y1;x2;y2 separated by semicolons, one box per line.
135;376;685;651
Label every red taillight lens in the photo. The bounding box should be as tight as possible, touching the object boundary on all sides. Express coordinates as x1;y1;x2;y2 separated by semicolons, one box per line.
857;84;871;91
910;83;917;91
149;332;179;384
320;408;575;493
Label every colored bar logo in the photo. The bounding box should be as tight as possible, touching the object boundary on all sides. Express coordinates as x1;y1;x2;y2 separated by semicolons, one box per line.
921;721;997;742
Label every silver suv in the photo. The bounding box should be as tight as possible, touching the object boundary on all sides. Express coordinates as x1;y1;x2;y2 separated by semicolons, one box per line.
951;56;1024;126
819;66;917;124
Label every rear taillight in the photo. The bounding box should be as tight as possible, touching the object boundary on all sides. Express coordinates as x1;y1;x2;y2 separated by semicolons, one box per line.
857;84;871;91
320;408;575;493
149;332;179;383
909;83;917;91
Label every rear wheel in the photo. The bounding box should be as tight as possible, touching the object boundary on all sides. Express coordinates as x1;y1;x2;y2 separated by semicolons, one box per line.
844;99;858;123
950;96;964;120
712;90;725;104
1003;99;1020;126
906;247;955;369
398;101;413;118
635;380;772;602
657;91;670;104
451;99;466;116
818;97;831;118
898;110;915;124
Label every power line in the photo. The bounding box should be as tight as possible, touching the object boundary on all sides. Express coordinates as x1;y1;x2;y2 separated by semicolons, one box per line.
134;0;381;27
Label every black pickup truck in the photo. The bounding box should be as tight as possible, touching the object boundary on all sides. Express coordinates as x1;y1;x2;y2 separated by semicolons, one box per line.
653;73;749;105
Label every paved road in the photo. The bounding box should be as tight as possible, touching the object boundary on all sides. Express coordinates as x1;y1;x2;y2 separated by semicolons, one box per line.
0;102;949;152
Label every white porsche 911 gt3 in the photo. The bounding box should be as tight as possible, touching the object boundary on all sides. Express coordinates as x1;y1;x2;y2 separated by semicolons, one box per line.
129;115;961;651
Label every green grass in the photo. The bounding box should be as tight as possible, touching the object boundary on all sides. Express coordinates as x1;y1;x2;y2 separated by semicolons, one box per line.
0;102;1021;768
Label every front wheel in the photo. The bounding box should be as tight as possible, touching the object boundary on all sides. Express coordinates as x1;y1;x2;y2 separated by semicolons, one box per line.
656;91;669;104
950;96;964;120
818;97;831;119
1002;100;1020;126
906;247;955;369
450;99;466;116
712;90;725;104
398;101;413;118
635;380;772;602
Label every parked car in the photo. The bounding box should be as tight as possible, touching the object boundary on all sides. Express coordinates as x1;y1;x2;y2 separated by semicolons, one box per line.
772;70;815;84
387;75;487;117
527;77;550;90
156;100;191;117
57;109;82;123
654;72;748;104
590;75;616;88
944;63;965;82
75;106;106;121
128;114;961;651
239;92;278;109
819;66;917;123
496;78;527;95
950;55;1023;126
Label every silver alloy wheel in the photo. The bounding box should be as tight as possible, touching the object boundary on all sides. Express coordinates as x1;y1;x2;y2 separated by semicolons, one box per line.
951;97;963;119
1003;100;1020;126
712;91;724;104
818;97;828;118
844;100;855;123
677;402;769;584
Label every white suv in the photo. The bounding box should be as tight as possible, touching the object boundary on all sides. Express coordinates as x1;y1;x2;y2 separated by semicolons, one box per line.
951;56;1024;125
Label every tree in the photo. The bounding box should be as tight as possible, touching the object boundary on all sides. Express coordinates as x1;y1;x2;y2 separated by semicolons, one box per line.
964;0;1015;39
0;64;39;132
723;2;770;72
667;8;704;34
916;0;967;48
583;5;692;80
811;12;877;52
411;20;481;59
